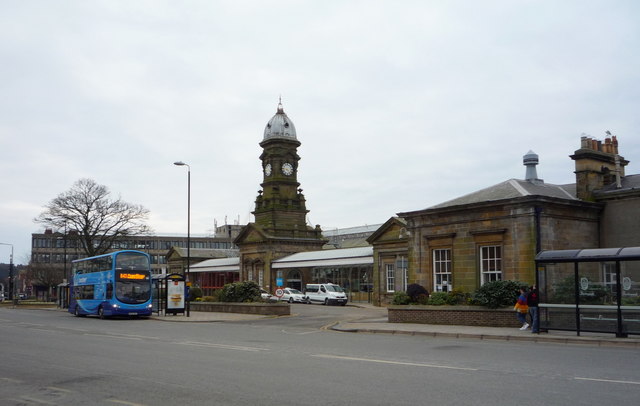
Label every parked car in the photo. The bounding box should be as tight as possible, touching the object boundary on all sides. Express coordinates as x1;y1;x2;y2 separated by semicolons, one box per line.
18;293;27;300
304;283;348;306
279;288;309;303
260;289;275;302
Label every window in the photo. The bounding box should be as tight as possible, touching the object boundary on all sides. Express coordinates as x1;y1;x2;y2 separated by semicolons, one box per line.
480;245;502;284
433;248;452;292
396;257;408;292
603;263;617;292
386;264;395;292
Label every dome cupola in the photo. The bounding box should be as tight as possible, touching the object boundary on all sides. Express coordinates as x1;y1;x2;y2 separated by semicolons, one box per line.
263;100;297;141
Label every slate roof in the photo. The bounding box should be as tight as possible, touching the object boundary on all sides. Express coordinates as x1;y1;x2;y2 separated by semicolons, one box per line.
594;174;640;196
428;179;577;210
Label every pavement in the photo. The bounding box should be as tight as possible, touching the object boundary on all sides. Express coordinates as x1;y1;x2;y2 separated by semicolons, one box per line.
150;304;640;348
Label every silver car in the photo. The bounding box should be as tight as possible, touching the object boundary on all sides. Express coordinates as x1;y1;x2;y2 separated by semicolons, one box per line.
280;288;309;303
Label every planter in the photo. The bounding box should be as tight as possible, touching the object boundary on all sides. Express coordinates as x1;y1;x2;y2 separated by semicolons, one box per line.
388;305;521;327
189;301;290;316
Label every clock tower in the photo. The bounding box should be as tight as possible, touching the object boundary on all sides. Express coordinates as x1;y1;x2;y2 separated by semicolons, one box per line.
235;101;327;291
254;101;312;236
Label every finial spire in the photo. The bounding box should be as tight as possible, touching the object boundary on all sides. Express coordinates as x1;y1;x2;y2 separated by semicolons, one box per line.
277;95;284;113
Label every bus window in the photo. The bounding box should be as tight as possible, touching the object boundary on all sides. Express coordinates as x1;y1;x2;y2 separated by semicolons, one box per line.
116;252;150;270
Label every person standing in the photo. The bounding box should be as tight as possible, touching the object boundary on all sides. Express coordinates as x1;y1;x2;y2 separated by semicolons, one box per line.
514;287;529;330
527;285;540;333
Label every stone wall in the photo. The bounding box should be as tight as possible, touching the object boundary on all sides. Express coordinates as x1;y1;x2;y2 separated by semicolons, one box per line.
388;305;522;327
190;302;290;316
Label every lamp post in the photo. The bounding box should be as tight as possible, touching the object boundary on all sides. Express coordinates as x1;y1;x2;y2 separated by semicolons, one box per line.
0;242;14;304
173;161;191;317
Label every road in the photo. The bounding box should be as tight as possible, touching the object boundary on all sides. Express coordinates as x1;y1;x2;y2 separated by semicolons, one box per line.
1;305;639;405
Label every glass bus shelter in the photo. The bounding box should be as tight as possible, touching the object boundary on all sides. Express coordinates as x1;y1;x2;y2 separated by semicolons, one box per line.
535;247;640;338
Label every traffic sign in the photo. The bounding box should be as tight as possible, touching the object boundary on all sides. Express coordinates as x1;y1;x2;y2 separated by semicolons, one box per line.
275;288;285;298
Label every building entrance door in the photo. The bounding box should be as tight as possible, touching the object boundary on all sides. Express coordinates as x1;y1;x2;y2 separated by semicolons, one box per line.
287;269;302;291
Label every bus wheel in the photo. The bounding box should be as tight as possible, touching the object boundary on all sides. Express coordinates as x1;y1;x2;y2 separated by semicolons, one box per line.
98;306;105;319
74;306;83;317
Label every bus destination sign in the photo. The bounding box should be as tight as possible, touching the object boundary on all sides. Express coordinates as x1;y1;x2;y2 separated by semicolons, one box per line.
117;271;149;281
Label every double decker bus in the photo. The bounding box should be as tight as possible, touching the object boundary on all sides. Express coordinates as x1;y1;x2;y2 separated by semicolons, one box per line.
69;250;153;318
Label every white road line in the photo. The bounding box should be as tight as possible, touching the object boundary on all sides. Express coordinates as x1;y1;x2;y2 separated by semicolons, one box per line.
16;395;57;405
177;341;268;352
0;377;23;384
280;329;321;335
575;377;640;385
46;386;72;393
106;399;147;406
83;333;142;340
311;354;478;371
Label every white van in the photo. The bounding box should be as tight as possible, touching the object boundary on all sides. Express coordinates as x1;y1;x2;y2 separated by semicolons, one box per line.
304;283;348;306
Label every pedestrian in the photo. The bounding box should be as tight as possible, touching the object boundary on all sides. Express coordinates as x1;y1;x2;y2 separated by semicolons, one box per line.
527;285;540;333
514;286;529;330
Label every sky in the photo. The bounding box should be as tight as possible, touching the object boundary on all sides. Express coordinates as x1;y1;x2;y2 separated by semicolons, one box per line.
1;0;639;264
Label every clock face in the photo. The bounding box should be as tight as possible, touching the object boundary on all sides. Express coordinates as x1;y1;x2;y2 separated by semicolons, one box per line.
281;162;293;176
264;163;272;176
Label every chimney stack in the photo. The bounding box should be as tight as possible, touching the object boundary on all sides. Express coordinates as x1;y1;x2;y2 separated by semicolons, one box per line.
570;133;628;200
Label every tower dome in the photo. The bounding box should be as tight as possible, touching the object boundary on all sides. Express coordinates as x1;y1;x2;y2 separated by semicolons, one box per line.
263;100;297;141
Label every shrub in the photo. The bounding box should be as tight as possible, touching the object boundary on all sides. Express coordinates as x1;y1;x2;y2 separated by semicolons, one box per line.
427;292;448;305
406;284;429;303
472;280;528;309
201;296;216;302
392;291;411;305
446;289;470;305
188;286;203;302
218;281;261;303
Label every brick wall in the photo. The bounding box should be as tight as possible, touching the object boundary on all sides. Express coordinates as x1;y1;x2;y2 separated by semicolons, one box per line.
388;305;522;327
190;302;290;316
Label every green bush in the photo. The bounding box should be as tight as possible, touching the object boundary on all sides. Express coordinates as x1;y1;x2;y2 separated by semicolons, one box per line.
218;281;261;303
445;289;469;305
188;286;203;301
201;296;216;302
427;292;448;305
392;291;411;305
472;280;528;309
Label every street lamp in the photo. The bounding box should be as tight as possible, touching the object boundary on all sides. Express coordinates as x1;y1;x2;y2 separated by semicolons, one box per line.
0;242;15;303
173;161;190;317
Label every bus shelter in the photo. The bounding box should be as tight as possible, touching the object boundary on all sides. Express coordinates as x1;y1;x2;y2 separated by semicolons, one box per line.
152;273;187;316
535;247;640;337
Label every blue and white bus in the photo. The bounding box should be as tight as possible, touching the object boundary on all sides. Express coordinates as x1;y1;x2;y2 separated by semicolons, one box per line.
69;250;153;318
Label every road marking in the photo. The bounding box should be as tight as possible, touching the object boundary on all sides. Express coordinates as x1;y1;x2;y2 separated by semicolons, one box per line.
311;354;478;371
46;386;72;393
178;341;268;352
575;377;640;385
281;329;321;335
32;328;62;334
0;377;23;383
107;399;147;406
16;395;57;405
83;333;142;341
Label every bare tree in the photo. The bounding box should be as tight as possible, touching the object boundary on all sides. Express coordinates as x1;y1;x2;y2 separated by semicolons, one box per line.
35;179;152;257
25;262;65;301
